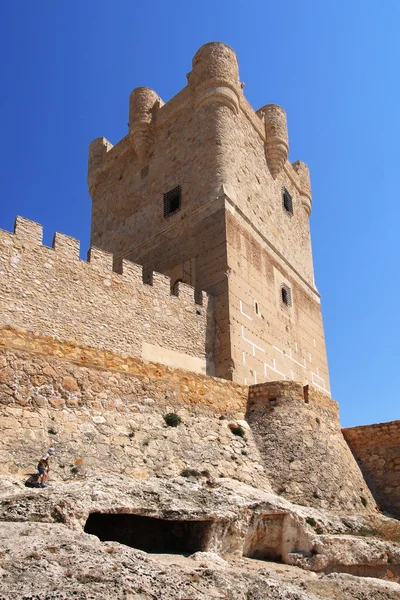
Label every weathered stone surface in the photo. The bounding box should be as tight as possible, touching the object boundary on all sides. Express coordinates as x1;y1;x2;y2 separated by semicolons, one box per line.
0;475;399;599
0;327;392;515
343;422;400;519
246;383;377;512
0;334;265;489
0;220;214;376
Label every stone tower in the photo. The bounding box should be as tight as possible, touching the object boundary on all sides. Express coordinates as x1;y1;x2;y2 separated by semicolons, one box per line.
88;42;330;393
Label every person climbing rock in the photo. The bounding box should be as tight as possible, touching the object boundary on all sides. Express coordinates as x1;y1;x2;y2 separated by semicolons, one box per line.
37;447;55;488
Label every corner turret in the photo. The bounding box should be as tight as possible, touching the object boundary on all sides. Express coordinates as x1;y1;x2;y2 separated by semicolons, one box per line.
188;42;241;114
129;87;163;166
258;104;289;179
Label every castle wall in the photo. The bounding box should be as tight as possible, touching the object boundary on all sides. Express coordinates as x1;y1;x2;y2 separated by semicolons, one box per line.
116;202;233;380
246;382;375;513
226;211;330;391
0;326;390;515
0;326;268;489
343;422;400;519
0;217;214;375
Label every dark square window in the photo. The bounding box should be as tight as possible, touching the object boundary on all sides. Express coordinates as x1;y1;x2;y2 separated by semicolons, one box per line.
283;188;293;215
163;186;181;217
281;284;292;307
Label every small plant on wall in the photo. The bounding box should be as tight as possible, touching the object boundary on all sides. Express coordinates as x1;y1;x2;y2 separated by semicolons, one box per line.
70;457;84;476
229;423;245;438
164;413;182;427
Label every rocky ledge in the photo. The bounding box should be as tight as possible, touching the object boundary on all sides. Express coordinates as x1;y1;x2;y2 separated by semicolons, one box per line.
0;474;399;599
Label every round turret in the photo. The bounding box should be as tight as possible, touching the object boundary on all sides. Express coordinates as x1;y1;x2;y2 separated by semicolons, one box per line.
292;161;312;215
189;42;241;114
260;104;289;179
190;42;239;87
129;87;162;165
88;137;113;196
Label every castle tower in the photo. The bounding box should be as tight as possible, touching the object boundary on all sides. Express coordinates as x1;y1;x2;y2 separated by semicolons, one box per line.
88;42;330;393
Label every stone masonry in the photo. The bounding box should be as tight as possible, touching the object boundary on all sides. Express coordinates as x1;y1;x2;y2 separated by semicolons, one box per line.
0;325;376;514
88;42;330;391
0;41;398;528
0;216;214;376
343;422;400;519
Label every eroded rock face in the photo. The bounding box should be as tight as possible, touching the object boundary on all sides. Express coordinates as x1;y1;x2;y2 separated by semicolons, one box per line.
0;475;399;599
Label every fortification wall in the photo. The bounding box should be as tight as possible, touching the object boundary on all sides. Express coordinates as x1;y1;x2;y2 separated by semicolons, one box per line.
0;217;214;375
0;326;388;515
343;422;400;519
0;326;270;488
246;382;375;513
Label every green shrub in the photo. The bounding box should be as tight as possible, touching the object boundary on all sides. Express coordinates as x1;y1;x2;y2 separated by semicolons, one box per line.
164;413;182;427
306;517;317;527
181;468;211;478
48;428;57;435
230;424;245;438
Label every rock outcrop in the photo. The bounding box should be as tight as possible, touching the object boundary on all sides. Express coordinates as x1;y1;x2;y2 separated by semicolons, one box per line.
0;474;399;599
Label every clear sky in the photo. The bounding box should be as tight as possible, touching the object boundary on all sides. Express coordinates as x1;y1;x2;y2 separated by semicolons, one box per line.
0;1;399;427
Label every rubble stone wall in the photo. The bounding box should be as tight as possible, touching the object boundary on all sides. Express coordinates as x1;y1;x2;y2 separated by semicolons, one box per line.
0;217;214;375
0;326;389;516
246;382;376;513
343;422;400;518
0;326;269;488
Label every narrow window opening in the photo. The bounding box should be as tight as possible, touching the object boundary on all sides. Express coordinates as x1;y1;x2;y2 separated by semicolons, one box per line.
282;188;293;215
255;302;259;315
163;186;181;217
281;284;292;307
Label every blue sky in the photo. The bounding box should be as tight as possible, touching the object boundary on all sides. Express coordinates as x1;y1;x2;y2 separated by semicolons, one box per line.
0;1;399;427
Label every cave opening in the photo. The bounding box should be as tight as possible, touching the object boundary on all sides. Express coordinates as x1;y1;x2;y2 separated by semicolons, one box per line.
242;513;285;561
84;513;213;554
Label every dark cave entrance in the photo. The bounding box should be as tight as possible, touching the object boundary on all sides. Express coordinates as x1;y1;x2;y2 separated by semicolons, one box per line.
84;513;213;554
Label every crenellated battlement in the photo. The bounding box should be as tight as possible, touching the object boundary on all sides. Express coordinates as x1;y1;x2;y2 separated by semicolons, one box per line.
6;216;208;307
88;42;310;201
0;217;214;375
